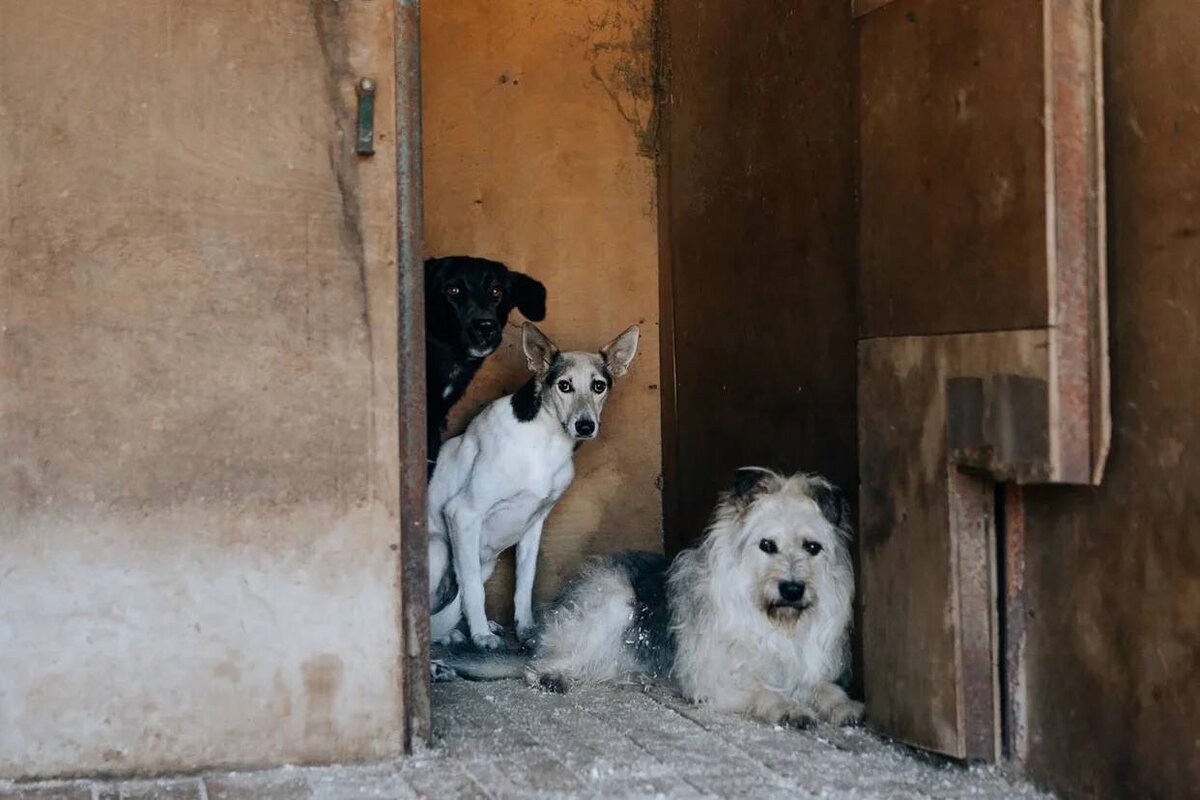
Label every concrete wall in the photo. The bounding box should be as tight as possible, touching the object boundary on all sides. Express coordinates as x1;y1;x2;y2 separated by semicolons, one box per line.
0;1;403;777
1020;1;1200;796
421;0;663;614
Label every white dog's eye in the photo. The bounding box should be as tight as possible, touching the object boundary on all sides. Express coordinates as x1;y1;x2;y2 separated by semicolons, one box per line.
557;379;573;393
803;540;823;556
591;379;607;394
759;538;778;555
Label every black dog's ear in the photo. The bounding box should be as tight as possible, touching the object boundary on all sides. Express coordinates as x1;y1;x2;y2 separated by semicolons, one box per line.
811;480;853;532
730;467;781;508
508;271;547;321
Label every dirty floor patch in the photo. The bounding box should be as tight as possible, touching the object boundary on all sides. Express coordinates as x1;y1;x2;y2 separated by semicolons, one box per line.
1;680;1051;799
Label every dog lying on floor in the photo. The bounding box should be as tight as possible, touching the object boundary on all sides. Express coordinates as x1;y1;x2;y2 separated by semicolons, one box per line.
428;321;641;663
438;468;865;728
424;256;547;466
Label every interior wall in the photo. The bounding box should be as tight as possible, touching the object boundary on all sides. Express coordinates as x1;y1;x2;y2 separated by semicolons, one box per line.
661;0;859;549
1019;0;1200;796
421;0;662;612
0;1;402;777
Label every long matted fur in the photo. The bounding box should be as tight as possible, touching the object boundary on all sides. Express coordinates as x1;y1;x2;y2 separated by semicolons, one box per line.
441;468;864;727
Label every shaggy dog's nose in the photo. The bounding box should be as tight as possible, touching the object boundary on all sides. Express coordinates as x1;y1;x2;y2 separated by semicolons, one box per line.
778;581;806;603
574;419;596;437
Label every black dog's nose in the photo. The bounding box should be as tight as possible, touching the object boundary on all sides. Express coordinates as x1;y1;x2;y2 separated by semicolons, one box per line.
778;581;806;603
470;319;498;335
574;419;596;437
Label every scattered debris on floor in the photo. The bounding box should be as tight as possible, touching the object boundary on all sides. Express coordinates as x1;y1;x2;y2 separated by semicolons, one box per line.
0;680;1052;799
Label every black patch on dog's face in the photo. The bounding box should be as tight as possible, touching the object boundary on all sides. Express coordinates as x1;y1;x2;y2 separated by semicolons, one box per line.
425;256;547;357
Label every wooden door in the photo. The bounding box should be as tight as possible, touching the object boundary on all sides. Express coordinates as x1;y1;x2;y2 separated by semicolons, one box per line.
0;0;421;776
854;0;1107;759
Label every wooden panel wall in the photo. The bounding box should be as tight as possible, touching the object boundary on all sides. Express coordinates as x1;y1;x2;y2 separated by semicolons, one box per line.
859;0;1049;338
0;1;402;777
1018;0;1200;795
420;0;662;613
662;0;859;550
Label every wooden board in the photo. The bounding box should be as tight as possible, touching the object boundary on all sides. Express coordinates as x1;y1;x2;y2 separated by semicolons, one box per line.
858;331;1048;759
420;0;662;617
0;0;401;777
661;0;859;552
1016;0;1200;795
858;0;1050;338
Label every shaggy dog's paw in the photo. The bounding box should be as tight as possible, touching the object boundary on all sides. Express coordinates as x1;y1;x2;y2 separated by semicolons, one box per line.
828;698;865;727
430;660;457;682
472;631;504;650
516;622;537;647
487;620;506;636
780;708;819;730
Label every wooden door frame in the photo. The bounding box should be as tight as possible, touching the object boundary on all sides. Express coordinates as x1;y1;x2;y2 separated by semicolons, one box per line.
393;0;431;753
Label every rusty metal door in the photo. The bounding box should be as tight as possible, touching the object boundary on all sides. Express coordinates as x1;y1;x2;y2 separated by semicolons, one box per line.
854;0;1107;759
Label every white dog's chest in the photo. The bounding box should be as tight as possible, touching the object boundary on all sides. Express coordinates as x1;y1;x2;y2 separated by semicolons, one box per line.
478;464;572;560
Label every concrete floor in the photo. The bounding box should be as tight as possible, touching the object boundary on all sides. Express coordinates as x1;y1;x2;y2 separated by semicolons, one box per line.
1;680;1051;799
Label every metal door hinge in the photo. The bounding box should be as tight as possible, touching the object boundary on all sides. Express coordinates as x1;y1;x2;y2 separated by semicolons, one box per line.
356;77;376;156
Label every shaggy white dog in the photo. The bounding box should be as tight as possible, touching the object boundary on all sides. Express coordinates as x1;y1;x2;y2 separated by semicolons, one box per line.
441;468;864;728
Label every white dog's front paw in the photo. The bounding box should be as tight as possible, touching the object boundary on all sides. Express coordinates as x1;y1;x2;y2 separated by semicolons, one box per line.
827;698;865;727
516;622;537;646
433;629;464;646
472;631;503;650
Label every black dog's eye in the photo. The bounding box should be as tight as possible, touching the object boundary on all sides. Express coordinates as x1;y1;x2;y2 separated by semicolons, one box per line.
446;285;461;298
759;538;778;555
591;380;607;394
557;379;573;393
489;285;503;300
803;540;823;556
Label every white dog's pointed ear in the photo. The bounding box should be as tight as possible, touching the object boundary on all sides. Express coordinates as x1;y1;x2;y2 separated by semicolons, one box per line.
600;324;640;378
730;467;782;509
522;322;559;375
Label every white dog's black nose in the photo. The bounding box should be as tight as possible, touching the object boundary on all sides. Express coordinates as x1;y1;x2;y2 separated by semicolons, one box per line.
574;419;596;437
778;581;806;603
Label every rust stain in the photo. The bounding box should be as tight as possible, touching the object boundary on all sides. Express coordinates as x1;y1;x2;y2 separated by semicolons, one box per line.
301;653;345;742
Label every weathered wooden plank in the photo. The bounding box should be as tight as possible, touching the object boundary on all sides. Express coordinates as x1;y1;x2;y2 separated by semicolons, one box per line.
858;330;1047;757
858;0;1050;338
661;0;859;550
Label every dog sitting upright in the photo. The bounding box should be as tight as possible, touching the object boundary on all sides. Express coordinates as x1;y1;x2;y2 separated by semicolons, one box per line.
424;256;547;465
428;322;640;651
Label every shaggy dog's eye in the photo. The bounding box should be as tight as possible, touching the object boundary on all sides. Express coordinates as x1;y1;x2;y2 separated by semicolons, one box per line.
557;379;574;393
591;379;607;394
446;285;461;298
759;538;778;555
803;540;823;556
489;285;503;300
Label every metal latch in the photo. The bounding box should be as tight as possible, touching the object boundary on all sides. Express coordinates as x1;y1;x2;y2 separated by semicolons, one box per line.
356;77;376;156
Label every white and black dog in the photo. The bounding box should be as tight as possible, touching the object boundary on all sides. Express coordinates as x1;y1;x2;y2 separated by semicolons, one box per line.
440;468;864;728
428;321;641;658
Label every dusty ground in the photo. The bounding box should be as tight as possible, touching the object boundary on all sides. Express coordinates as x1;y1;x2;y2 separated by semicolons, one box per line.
1;680;1051;799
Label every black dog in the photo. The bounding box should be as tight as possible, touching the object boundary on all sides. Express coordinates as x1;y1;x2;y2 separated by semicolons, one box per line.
425;256;547;466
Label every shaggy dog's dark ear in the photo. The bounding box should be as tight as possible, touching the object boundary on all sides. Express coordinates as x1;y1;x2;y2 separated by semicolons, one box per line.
730;467;781;509
508;271;547;321
811;481;853;532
